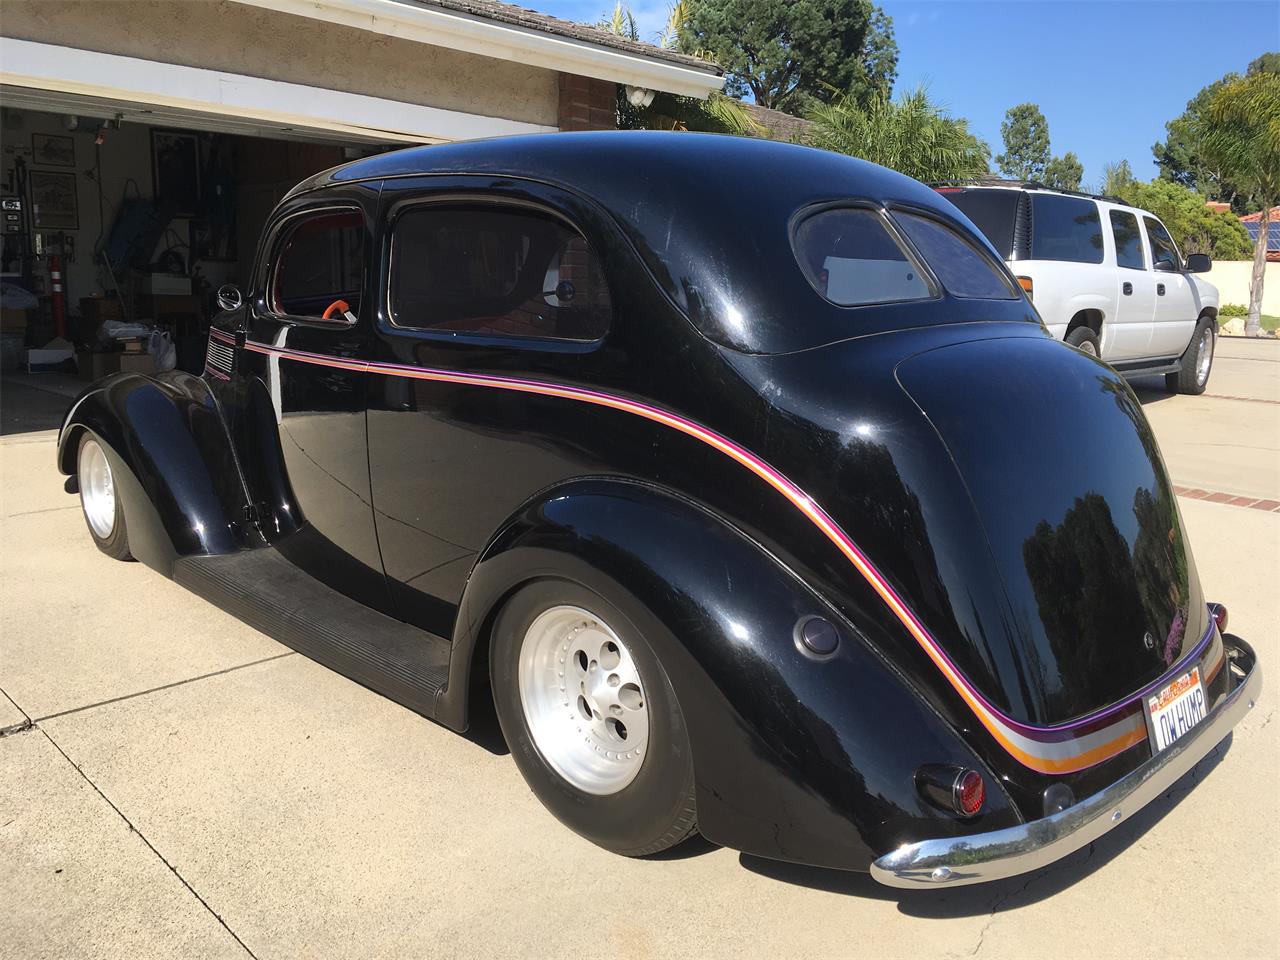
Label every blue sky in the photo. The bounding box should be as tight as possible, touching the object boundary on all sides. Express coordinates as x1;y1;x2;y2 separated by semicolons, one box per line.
537;0;1279;188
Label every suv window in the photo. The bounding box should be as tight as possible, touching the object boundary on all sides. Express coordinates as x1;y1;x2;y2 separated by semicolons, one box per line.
936;189;1020;259
1144;216;1182;271
1030;194;1104;264
895;212;1018;300
271;209;364;318
390;205;611;341
792;208;931;306
1109;210;1145;270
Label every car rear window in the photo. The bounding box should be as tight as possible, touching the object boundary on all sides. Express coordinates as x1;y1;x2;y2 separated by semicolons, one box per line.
894;213;1019;300
792;208;931;306
936;189;1019;259
1029;194;1104;264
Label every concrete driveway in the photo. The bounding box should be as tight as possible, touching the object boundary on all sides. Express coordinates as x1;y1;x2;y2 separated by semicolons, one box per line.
2;340;1277;960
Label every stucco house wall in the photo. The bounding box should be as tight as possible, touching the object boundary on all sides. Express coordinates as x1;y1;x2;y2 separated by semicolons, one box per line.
0;0;561;127
1204;261;1280;316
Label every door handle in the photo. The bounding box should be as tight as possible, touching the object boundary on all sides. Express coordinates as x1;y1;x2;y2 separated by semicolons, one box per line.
1157;283;1166;296
1122;282;1133;296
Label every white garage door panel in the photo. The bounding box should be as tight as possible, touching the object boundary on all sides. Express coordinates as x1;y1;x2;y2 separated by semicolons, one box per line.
0;38;554;144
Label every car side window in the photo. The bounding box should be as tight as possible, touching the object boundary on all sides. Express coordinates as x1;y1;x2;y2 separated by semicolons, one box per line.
1143;216;1182;271
270;209;364;318
389;204;611;342
1109;210;1145;270
1029;194;1104;264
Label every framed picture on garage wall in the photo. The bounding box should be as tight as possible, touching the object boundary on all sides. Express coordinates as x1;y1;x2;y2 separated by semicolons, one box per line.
29;170;78;230
31;133;75;167
151;129;201;218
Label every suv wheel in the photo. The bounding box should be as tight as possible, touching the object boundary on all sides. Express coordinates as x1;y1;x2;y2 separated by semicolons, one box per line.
1066;326;1100;357
1166;318;1214;395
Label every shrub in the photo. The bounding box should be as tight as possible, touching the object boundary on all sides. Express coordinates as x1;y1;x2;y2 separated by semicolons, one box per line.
1219;303;1248;317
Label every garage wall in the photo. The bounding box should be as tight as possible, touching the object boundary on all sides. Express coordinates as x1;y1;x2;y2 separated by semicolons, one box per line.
0;0;560;127
2;107;155;308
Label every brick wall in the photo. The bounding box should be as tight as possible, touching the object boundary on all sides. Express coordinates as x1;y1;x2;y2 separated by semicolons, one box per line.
558;74;618;131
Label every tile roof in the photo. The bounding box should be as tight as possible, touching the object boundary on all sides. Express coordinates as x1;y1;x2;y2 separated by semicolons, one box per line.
397;0;722;75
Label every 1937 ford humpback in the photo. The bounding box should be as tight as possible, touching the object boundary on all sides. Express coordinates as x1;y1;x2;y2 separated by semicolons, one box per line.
59;132;1260;887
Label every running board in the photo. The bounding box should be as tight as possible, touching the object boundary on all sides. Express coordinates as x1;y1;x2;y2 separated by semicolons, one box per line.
1114;359;1181;379
174;549;451;719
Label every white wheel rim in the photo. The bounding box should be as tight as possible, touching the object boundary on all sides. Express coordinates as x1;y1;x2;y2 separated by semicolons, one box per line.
79;439;116;539
1196;327;1214;386
518;605;649;795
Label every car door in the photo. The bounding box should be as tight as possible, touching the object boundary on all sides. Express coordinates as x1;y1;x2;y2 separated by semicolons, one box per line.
239;184;394;615
1103;207;1156;360
364;179;617;637
1143;215;1199;359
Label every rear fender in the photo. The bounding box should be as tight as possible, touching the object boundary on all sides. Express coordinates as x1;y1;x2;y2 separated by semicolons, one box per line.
58;372;255;574
445;478;1019;870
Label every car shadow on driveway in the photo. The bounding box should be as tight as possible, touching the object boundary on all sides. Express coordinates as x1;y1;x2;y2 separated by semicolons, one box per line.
1130;377;1179;406
737;732;1233;914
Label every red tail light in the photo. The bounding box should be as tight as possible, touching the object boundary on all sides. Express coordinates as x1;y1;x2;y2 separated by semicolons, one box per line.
916;764;986;817
956;770;985;817
1210;603;1228;634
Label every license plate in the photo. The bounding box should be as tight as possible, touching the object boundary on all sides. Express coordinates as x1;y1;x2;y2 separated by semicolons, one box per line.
1144;667;1206;753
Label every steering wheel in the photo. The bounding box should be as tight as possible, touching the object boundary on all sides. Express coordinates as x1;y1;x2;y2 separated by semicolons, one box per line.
322;299;351;320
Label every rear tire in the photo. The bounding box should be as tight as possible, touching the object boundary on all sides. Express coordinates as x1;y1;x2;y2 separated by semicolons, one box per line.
1065;326;1101;357
77;434;132;561
490;579;697;857
1167;318;1214;395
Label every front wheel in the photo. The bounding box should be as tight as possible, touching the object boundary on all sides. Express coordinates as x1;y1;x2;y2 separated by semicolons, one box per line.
491;579;697;856
1166;318;1215;395
76;433;132;560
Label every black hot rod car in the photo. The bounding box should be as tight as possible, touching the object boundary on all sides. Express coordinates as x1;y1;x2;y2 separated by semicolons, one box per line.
59;133;1260;887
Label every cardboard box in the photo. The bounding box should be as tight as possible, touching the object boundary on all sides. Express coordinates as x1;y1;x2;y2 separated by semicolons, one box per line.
26;347;75;373
80;297;124;324
77;350;121;381
118;352;156;375
0;307;28;332
143;274;191;296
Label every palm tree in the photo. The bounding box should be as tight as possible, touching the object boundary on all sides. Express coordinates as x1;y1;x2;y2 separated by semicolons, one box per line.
1200;71;1280;337
807;85;991;183
598;2;761;135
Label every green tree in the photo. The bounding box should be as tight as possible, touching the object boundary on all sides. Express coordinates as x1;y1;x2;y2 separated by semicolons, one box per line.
1099;159;1136;197
1201;70;1280;335
807;85;991;182
599;3;761;135
678;0;897;114
1043;151;1084;191
1247;52;1280;76
1112;179;1252;261
996;103;1051;180
1152;54;1276;205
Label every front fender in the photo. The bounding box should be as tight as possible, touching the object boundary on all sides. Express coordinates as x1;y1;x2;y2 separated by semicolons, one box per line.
446;479;1020;870
58;372;255;574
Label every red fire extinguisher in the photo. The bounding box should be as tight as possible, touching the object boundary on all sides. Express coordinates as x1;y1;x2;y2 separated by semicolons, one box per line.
49;253;66;340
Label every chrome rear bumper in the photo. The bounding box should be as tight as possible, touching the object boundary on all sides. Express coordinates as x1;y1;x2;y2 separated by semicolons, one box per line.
872;636;1261;888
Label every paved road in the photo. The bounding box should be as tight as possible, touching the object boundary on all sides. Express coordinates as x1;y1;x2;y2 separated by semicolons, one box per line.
1;342;1277;959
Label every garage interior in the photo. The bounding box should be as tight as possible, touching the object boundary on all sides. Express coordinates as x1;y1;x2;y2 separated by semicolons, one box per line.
1;95;396;377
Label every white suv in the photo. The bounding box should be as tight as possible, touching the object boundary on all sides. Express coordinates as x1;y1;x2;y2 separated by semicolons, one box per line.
937;183;1220;394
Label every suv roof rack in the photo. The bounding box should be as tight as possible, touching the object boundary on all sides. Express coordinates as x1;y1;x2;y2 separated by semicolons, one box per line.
930;178;1128;207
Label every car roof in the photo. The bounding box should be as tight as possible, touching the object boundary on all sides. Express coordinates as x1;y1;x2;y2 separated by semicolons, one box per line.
289;131;1001;354
935;180;1134;209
